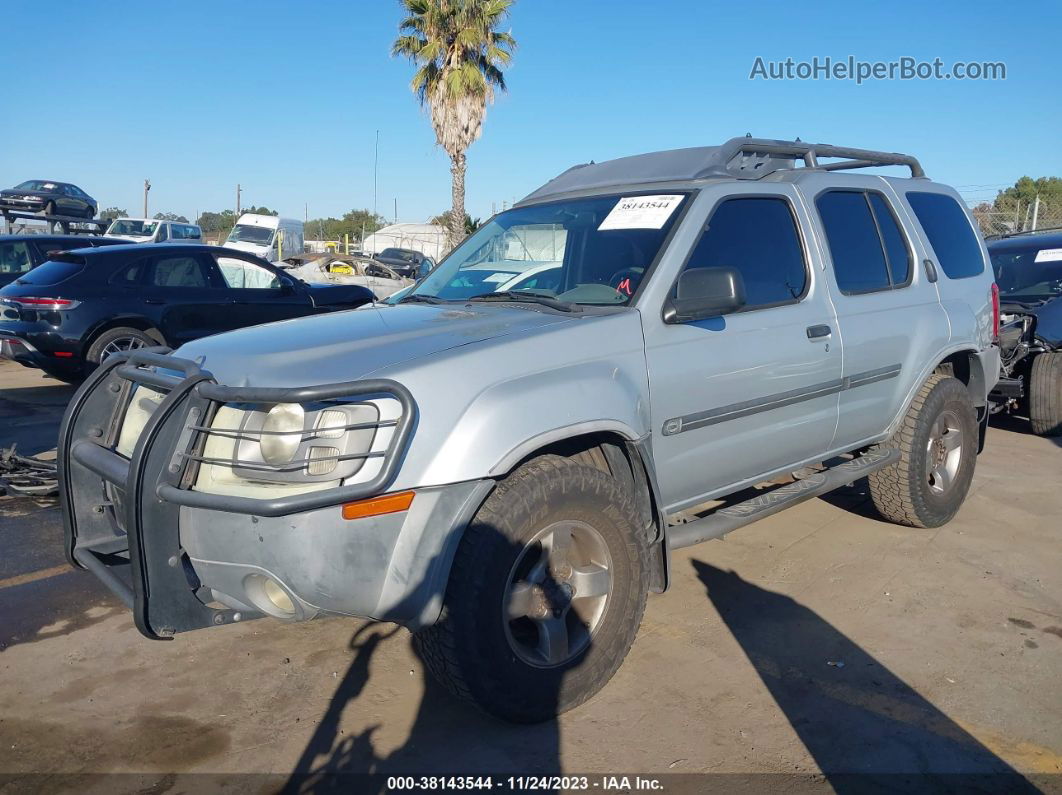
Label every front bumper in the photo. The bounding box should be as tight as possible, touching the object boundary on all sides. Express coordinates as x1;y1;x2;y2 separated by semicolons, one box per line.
59;348;487;638
0;197;46;212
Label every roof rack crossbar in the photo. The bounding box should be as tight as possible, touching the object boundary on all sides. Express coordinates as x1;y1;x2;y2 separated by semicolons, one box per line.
724;138;925;179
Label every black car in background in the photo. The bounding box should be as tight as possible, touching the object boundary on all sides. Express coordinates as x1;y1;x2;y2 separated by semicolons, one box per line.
0;234;127;288
0;244;375;381
0;180;98;218
373;247;434;278
987;229;1062;435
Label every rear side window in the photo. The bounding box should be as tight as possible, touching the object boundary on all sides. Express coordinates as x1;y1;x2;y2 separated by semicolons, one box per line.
868;194;911;284
816;190;912;293
148;256;210;288
682;197;808;309
14;258;85;285
906;192;984;279
817;192;890;293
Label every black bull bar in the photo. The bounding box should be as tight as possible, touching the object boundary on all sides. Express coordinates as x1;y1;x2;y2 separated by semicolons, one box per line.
58;348;415;640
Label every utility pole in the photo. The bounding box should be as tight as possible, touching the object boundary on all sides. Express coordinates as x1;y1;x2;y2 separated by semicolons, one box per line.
1031;194;1041;231
236;184;242;218
394;198;397;225
304;202;308;224
143;179;151;217
373;130;379;226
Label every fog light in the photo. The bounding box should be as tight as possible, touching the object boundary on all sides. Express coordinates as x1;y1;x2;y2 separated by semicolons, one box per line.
262;577;295;613
260;403;305;464
244;574;297;618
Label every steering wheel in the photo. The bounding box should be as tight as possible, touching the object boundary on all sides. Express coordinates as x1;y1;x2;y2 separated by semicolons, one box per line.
609;267;644;297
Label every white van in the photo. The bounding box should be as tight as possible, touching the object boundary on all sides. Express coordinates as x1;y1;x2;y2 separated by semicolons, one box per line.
225;214;304;261
105;218;203;244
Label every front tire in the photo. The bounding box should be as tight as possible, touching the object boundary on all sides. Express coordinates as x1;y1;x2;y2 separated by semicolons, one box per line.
1029;352;1062;436
868;374;978;528
415;454;649;723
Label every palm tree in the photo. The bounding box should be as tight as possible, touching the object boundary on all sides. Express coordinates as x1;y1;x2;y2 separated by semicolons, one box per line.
393;0;516;249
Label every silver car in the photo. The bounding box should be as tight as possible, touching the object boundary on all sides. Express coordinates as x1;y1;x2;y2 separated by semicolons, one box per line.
60;138;999;722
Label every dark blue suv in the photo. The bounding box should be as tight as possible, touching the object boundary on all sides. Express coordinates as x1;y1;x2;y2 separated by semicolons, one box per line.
0;243;374;381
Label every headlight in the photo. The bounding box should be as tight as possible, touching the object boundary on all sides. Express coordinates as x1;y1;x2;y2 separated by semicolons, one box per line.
191;397;401;498
259;403;304;464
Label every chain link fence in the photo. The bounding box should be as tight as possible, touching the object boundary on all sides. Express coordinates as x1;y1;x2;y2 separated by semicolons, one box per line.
971;200;1062;238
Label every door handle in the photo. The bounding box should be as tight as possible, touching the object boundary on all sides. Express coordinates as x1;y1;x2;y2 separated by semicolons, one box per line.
923;258;939;283
143;298;164;305
806;324;832;339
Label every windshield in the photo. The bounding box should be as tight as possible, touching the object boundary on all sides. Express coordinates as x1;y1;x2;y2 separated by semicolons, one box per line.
13;258;85;285
410;193;687;306
991;243;1062;300
108;219;158;237
13;180;57;192
227;224;275;245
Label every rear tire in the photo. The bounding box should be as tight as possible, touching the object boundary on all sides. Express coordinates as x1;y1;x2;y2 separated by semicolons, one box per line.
868;374;978;528
85;327;154;369
44;201;56;216
415;454;649;723
1029;352;1062;436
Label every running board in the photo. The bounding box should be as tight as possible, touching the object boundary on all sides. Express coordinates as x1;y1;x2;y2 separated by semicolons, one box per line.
667;448;900;550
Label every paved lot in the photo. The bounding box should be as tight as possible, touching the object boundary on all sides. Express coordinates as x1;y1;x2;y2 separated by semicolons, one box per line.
0;358;1060;790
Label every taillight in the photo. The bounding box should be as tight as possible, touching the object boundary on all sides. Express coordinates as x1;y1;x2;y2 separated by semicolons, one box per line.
10;296;77;310
990;283;1000;343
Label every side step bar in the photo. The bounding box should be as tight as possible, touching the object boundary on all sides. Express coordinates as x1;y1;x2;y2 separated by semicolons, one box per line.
667;448;900;550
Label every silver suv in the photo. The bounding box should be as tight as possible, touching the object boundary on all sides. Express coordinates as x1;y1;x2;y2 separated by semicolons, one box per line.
60;138;1000;722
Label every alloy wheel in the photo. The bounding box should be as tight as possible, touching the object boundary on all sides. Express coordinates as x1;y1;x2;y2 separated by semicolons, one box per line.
503;520;613;668
925;409;963;494
100;336;147;360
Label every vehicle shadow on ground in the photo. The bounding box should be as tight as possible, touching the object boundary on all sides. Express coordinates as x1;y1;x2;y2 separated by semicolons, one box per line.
990;411;1062;448
284;528;565;794
692;560;1038;792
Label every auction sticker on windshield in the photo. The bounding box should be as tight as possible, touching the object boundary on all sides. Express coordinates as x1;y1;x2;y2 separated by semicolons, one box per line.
598;195;683;230
1034;248;1062;263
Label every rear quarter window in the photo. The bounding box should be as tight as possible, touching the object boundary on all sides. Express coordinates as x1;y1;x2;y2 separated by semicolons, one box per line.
906;192;984;279
14;258;86;285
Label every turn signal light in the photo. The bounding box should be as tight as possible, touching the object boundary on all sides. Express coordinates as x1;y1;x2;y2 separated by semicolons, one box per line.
342;491;414;520
990;283;1000;343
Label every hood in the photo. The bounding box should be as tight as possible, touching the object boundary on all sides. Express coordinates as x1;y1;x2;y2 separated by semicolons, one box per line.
303;282;375;307
105;234;150;243
225;240;270;255
175;303;578;387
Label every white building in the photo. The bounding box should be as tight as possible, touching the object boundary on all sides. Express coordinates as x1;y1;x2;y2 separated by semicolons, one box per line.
361;223;447;260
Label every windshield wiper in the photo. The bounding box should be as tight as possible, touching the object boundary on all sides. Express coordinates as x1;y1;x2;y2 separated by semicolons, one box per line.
468;290;580;313
397;293;448;305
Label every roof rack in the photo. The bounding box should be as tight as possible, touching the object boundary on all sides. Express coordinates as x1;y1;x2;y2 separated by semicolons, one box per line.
715;137;925;180
519;137;926;206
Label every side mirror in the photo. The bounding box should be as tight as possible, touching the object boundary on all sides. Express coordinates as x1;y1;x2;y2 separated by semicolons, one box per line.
662;267;746;324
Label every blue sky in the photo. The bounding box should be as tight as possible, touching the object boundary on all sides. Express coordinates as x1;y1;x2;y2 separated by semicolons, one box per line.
2;0;1058;224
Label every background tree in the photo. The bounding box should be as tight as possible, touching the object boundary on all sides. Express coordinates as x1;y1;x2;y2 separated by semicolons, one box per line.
153;212;189;223
973;176;1062;236
305;209;387;244
393;0;516;250
98;207;127;222
431;209;481;235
